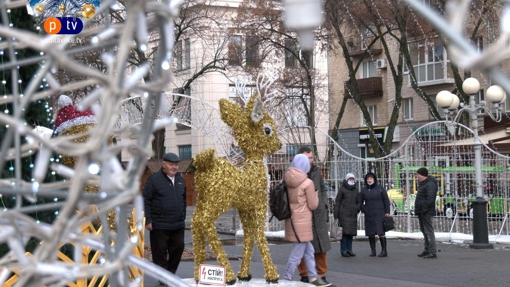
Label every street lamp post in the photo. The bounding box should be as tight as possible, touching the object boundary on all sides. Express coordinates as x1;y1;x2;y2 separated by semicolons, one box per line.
436;77;506;249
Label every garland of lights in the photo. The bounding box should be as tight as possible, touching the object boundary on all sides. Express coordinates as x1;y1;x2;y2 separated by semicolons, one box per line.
28;0;99;18
0;0;189;286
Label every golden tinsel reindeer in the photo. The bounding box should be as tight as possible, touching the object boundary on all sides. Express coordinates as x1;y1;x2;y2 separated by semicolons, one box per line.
192;93;281;284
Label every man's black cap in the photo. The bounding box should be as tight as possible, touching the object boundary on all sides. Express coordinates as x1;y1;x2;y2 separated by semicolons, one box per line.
416;167;428;177
163;152;181;162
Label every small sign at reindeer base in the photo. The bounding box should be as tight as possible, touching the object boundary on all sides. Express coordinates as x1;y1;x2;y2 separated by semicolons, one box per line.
199;264;226;285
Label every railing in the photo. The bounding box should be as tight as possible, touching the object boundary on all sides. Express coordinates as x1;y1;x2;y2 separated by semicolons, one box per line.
344;77;383;97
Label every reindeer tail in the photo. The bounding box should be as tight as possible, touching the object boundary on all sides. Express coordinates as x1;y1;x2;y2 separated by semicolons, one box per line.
193;148;216;171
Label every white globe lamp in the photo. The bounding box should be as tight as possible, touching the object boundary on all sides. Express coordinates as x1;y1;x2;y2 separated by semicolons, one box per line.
462;77;480;94
486;85;506;103
500;92;507;104
436;90;454;108
449;94;460;110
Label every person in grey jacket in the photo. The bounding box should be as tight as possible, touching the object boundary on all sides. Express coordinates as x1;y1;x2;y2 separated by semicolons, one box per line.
414;167;438;259
360;172;390;257
334;173;361;257
143;152;186;285
296;147;332;284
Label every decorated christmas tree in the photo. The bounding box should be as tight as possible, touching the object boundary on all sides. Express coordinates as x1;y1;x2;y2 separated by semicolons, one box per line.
0;6;61;255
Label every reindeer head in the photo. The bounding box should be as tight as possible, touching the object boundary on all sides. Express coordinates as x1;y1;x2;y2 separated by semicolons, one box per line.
219;94;281;159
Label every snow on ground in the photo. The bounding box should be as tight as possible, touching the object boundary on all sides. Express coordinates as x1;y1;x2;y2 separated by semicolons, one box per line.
234;230;510;245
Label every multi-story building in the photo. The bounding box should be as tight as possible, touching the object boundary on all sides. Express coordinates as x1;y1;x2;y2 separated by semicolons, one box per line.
166;0;330;163
119;0;329;182
327;4;510;173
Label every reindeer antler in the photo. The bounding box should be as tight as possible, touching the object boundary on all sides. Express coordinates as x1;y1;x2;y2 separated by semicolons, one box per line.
256;73;277;104
235;76;252;104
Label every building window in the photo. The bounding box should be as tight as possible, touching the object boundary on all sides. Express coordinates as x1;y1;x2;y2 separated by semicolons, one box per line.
403;98;413;120
284;38;312;69
361;105;377;126
402;53;410;74
409;38;447;83
285;87;310;127
361;61;376;78
245;36;260;68
284;38;298;68
175;39;190;70
301;50;313;68
361;26;375;50
178;145;192;159
173;88;191;130
475;89;484;115
229;84;255;104
228;35;242;66
286;144;299;155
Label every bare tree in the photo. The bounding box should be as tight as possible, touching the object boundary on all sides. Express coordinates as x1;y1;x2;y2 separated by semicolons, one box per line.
324;0;502;162
51;0;236;158
232;0;329;156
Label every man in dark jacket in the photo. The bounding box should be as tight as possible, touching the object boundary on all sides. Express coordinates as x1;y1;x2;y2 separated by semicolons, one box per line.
143;152;187;284
296;146;332;285
414;167;438;259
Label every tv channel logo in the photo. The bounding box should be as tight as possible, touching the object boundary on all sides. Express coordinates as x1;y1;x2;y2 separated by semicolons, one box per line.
44;17;84;35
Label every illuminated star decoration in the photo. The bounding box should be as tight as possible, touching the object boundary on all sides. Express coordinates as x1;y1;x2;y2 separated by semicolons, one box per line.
28;0;100;17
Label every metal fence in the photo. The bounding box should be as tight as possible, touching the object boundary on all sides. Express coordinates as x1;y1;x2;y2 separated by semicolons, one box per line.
265;122;510;239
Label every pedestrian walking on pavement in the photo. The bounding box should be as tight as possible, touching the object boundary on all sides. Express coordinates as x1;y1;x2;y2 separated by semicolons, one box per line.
283;154;332;287
414;167;438;259
295;147;333;285
334;173;361;257
142;152;187;286
360;172;390;257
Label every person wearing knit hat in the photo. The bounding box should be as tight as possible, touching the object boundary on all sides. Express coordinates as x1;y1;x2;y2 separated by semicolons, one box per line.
360;172;390;257
283;154;331;286
334;172;361;257
414;167;438;259
416;167;429;177
290;153;311;174
295;146;332;285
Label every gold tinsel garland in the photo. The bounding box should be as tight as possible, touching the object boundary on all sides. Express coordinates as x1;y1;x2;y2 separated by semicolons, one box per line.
191;95;280;283
61;124;116;230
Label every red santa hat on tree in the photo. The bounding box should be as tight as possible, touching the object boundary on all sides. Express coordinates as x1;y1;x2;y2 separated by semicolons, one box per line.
54;95;96;135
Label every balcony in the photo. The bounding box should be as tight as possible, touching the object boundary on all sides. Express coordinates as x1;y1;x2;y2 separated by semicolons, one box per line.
346;38;382;57
344;77;383;97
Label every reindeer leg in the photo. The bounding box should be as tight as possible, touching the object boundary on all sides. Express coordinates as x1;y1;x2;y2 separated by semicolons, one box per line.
191;210;207;282
204;218;237;285
253;212;279;283
237;210;254;281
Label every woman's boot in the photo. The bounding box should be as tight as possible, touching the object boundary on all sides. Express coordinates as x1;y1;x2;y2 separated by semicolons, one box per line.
369;237;376;257
378;237;387;257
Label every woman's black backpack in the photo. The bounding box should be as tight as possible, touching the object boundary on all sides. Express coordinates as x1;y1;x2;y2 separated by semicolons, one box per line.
269;181;291;222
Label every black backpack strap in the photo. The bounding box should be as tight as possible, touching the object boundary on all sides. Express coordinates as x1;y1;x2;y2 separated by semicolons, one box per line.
290;218;301;243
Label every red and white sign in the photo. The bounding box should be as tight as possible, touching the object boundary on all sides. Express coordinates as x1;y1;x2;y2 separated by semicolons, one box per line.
199;264;226;285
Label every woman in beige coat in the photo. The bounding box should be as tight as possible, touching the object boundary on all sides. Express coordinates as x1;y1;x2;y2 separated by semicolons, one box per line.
283;154;332;286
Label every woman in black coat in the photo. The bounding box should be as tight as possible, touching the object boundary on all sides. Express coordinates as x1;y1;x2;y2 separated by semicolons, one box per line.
360;172;390;257
333;173;361;257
